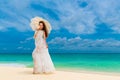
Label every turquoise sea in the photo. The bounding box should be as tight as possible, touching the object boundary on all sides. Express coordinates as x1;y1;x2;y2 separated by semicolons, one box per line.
0;53;120;73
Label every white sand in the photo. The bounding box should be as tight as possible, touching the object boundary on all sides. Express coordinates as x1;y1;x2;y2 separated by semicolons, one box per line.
0;66;120;80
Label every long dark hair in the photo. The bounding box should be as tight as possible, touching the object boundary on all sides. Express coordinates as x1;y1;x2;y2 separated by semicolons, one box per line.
39;21;48;38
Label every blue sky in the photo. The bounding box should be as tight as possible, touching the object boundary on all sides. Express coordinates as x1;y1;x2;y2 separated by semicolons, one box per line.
0;0;120;53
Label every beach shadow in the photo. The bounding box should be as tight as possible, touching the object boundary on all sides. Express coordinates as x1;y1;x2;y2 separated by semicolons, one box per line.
19;70;55;75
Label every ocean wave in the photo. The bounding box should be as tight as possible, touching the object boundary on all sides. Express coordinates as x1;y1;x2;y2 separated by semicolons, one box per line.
0;63;27;68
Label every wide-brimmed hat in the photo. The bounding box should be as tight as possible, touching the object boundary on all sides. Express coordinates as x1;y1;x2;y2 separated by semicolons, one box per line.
30;16;52;37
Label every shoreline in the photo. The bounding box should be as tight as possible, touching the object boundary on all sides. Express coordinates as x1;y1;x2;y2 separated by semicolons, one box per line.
0;66;120;80
0;63;120;76
56;67;120;77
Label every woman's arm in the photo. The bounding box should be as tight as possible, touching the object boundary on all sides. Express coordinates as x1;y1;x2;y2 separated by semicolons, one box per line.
34;31;38;38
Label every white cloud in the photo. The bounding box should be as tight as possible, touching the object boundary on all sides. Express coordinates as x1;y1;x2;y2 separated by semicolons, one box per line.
36;0;120;34
17;46;31;50
17;46;23;49
20;37;33;44
2;48;7;50
0;26;7;32
0;0;120;34
23;48;31;50
89;0;120;33
46;0;120;34
9;0;31;10
51;1;96;34
0;0;38;32
0;0;97;34
48;36;120;50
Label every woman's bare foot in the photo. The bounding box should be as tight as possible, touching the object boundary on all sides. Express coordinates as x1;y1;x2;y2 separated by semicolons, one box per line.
43;71;55;75
33;71;40;74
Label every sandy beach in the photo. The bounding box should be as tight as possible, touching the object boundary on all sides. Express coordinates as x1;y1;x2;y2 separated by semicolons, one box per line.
0;66;120;80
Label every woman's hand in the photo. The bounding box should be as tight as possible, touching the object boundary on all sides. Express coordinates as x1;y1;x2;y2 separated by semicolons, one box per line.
34;34;37;38
46;43;48;48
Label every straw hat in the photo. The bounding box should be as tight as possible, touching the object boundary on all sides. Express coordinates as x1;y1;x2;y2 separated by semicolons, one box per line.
30;16;52;37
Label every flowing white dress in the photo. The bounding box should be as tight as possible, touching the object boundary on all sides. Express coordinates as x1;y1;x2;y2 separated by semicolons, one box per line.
32;30;56;74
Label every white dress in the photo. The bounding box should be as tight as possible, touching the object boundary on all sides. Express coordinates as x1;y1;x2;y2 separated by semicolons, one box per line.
32;30;56;74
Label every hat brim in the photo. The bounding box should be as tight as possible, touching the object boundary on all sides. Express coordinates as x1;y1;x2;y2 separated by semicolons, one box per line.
30;16;52;36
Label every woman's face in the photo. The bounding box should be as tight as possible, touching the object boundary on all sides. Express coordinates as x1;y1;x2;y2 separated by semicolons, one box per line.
37;22;44;30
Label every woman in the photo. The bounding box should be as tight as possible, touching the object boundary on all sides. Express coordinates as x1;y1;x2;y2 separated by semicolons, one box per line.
32;21;56;74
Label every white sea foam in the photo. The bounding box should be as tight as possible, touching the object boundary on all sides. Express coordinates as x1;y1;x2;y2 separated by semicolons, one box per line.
0;63;27;68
